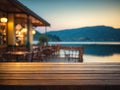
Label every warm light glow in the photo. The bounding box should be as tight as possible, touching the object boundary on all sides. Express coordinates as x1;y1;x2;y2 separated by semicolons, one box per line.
0;17;8;23
32;30;36;34
21;28;27;33
84;54;120;63
15;24;22;30
18;32;21;35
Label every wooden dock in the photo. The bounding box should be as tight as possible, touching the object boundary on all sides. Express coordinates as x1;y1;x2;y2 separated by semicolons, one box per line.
0;62;120;90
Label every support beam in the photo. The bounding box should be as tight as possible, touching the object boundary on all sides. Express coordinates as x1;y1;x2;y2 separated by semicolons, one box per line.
7;14;16;46
26;15;32;51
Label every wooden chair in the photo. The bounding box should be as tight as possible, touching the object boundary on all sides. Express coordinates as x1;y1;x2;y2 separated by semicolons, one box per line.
52;45;61;57
2;53;16;62
62;46;84;62
41;47;54;61
0;45;7;62
31;48;42;62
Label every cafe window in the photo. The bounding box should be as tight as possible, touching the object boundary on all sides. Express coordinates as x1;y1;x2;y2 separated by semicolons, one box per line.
15;18;27;46
0;11;7;45
0;24;7;45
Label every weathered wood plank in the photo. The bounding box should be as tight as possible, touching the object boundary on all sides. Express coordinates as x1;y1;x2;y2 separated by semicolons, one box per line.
0;73;120;79
1;62;120;66
0;70;120;74
0;62;120;86
0;79;120;85
1;65;120;68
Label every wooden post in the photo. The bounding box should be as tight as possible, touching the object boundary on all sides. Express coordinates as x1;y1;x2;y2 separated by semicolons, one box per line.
26;15;31;51
7;13;16;46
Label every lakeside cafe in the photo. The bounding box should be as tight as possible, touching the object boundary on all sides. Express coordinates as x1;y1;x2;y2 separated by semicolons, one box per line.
0;0;50;49
0;0;51;61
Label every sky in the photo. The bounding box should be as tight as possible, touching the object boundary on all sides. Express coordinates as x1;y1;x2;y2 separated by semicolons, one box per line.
19;0;120;33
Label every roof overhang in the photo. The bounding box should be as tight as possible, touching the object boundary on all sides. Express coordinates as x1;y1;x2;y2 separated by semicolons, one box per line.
0;0;50;26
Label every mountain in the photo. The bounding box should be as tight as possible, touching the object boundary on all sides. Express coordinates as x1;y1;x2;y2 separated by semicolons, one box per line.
33;31;61;41
48;26;120;41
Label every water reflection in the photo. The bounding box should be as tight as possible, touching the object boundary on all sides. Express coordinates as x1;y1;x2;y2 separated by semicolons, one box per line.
62;44;120;56
84;54;120;62
83;45;120;56
62;44;120;62
35;41;120;62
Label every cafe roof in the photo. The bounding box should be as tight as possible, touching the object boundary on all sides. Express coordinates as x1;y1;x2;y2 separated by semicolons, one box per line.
0;0;50;26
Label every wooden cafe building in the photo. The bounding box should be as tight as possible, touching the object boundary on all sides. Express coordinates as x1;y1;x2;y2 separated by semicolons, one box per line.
0;0;120;90
0;0;50;50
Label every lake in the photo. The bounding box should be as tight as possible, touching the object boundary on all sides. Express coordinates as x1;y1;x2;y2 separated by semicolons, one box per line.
34;41;120;63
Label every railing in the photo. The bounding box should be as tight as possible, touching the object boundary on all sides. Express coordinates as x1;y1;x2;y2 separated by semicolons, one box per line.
61;46;84;62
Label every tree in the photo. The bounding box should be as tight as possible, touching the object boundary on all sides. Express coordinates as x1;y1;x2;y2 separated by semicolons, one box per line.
38;34;48;46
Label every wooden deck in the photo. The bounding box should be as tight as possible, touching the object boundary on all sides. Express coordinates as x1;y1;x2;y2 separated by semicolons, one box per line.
0;62;120;90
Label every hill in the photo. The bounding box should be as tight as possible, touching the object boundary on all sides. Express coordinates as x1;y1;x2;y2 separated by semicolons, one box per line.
48;26;120;41
33;31;61;41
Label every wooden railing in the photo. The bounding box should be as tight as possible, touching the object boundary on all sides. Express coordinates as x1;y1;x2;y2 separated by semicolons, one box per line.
61;46;84;62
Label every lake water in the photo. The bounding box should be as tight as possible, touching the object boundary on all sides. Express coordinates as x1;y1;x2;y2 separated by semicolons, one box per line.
34;41;120;63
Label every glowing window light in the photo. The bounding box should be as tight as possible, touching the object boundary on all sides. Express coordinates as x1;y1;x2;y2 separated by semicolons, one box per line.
0;17;8;23
15;24;22;30
32;30;36;35
21;28;27;33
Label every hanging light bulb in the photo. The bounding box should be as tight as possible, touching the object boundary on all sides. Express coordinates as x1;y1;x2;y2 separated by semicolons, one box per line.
21;28;27;33
32;30;36;35
0;17;8;23
15;24;22;30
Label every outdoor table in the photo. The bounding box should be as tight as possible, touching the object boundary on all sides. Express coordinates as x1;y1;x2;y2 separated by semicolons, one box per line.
3;51;30;62
10;51;30;62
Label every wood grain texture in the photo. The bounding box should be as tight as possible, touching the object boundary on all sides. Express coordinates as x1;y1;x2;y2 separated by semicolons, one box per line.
0;62;120;86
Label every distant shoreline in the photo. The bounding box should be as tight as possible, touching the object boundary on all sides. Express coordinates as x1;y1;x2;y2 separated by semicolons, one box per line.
33;41;120;45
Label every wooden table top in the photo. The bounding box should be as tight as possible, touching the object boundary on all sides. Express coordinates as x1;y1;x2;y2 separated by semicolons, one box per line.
0;63;120;86
5;51;30;55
